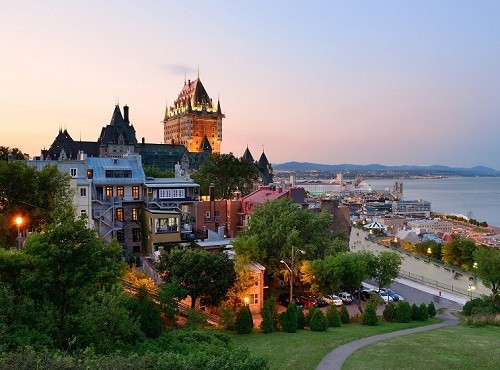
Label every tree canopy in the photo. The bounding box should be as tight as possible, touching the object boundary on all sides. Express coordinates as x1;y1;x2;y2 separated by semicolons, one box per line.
474;246;500;296
0;146;28;161
442;237;476;270
372;251;403;289
156;247;236;308
192;153;259;199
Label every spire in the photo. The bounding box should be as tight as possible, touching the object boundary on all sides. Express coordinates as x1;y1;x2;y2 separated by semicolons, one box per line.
242;146;254;162
217;96;222;114
197;64;200;80
200;134;212;153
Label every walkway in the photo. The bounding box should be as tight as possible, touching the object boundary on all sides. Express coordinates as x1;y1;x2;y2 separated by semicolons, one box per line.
316;310;459;370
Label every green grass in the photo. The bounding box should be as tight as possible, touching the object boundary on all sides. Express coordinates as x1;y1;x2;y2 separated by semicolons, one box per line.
343;324;500;370
230;319;440;370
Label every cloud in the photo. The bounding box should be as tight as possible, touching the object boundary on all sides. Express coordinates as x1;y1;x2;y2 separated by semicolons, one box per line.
164;64;197;77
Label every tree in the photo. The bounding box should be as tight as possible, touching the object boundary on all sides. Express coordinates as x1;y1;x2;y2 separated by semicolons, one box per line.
143;165;174;178
417;303;429;321
340;304;350;324
394;301;411;323
125;286;163;339
157;247;236;308
442;238;476;270
282;302;298;333
0;146;28;161
260;299;278;334
326;305;341;327
235;305;253;334
427;301;437;318
192;153;259;199
383;302;397;322
362;303;379;326
373;251;402;291
473;247;500;296
309;308;328;331
157;280;188;328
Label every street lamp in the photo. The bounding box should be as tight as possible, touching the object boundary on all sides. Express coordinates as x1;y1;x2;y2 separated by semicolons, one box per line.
244;296;249;306
467;284;475;300
15;216;23;249
427;247;432;262
473;262;478;280
280;245;305;305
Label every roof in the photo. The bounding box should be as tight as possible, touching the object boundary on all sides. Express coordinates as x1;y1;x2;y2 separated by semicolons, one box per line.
200;135;212;152
86;156;145;184
242;147;254;162
98;105;138;146
145;177;199;188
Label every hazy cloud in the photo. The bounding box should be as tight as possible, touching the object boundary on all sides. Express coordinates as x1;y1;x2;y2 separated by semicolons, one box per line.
164;64;197;76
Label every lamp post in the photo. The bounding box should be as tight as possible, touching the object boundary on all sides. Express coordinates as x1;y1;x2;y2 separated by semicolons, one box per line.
473;262;478;280
280;245;305;305
15;216;23;249
427;247;432;262
467;284;475;300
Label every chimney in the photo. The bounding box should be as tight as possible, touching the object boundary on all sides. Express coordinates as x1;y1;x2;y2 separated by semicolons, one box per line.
124;105;129;123
209;184;215;201
142;137;145;145
174;164;181;178
78;150;87;160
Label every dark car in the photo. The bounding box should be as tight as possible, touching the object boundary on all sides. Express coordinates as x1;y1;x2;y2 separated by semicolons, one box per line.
278;293;302;308
297;295;318;309
315;296;329;307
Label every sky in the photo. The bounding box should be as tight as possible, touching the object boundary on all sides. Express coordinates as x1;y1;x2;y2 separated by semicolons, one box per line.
2;1;500;170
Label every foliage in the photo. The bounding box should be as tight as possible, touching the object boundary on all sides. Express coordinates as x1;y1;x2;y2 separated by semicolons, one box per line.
296;307;306;329
373;251;402;290
411;303;419;321
462;296;500;316
185;308;208;329
234;198;345;284
362;303;379;326
235;305;253;334
282;302;298;333
0;146;28;161
143;165;174;178
473;246;500;296
394;301;412;323
123;265;157;292
417;303;429;321
192;153;259;199
260;299;279;334
156;247;236;308
383;302;397;322
442;237;476;270
326;305;341;327
309;308;328;331
427;302;437;318
414;240;442;260
0;161;71;247
157;280;188;328
340;304;350;324
72;286;144;353
218;304;236;331
124;286;163;339
465;312;500;327
223;254;255;310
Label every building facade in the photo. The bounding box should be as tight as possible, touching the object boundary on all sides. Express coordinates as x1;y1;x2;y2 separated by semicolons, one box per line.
163;77;224;154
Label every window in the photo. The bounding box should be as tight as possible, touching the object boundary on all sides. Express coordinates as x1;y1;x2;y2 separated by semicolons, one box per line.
249;276;259;286
215;210;220;221
155;217;179;233
132;186;139;199
70;168;77;177
158;189;185;199
117;186;124;198
250;293;259;305
204;211;210;221
132;228;140;242
116;229;125;243
80;188;87;197
116;208;124;222
106;186;113;198
80;210;87;218
132;208;139;221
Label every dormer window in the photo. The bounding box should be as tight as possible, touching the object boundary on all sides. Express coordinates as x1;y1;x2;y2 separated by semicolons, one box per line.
70;168;77;178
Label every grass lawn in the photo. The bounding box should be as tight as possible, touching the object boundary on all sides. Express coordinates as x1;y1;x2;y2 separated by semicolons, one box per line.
343;324;500;370
230;319;440;370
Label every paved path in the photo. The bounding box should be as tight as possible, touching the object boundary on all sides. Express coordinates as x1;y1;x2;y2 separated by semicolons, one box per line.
316;310;459;370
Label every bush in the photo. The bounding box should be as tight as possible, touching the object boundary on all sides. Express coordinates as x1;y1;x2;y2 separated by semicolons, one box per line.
309;309;328;331
305;306;317;327
427;302;437;318
383;302;396;322
411;303;419;321
326;306;341;327
463;297;489;316
362;303;379;326
394;301;412;323
185;308;208;330
260;299;278;334
417;303;429;321
466;312;500;327
218;304;236;331
350;313;363;324
297;308;306;330
340;304;350;324
235;305;253;334
282;302;298;333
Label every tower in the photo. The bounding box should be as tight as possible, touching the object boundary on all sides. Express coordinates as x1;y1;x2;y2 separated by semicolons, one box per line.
163;76;224;154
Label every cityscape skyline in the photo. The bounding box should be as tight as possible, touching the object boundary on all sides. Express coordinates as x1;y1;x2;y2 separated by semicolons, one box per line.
2;1;500;170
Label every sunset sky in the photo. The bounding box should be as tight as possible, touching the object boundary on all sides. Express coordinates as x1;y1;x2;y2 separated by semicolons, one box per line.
2;1;500;169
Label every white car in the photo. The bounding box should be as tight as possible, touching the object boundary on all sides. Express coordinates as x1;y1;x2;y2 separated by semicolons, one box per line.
339;292;353;304
324;294;343;306
378;288;404;302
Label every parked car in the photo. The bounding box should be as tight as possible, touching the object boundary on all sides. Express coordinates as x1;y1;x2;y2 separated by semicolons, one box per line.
339;292;353;304
359;289;378;301
277;293;303;308
378;288;404;301
298;295;318;309
324;294;343;306
378;291;394;303
315;296;329;307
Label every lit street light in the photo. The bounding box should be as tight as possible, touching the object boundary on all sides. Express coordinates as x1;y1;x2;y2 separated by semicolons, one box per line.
473;262;478;280
15;216;23;249
280;245;305;305
427;247;432;262
467;284;476;300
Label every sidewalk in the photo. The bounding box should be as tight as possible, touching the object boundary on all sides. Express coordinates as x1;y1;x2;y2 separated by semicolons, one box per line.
349;229;490;298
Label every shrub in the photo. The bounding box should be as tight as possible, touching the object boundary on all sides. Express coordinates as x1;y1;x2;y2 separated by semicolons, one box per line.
417;303;429;321
185;308;208;330
218;304;236;331
463;297;489;316
350;313;363;324
260;299;278;334
305;306;317;327
427;302;437;318
340;304;350;324
411;303;419;321
297;308;306;329
394;301;412;323
309;309;328;331
235;305;253;334
362;303;379;326
282;302;298;333
326;305;341;327
383;302;396;322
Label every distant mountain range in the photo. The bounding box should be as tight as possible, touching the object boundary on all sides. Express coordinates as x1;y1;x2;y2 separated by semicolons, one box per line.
273;162;500;176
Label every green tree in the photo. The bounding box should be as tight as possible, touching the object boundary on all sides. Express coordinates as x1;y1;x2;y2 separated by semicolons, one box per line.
373;251;402;291
0;146;28;161
417;303;429;321
427;301;437;318
143;165;174;178
309;308;328;331
442;238;476;270
383;302;397;322
21;207;122;346
235;305;253;334
192;153;259;199
157;247;236;308
411;303;419;321
340;304;350;324
157;280;188;328
282;302;298;333
362;303;379;326
125;286;163;339
394;301;412;323
473;247;500;296
296;307;306;329
326;305;341;327
260;299;278;334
